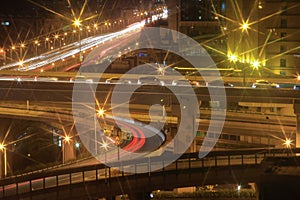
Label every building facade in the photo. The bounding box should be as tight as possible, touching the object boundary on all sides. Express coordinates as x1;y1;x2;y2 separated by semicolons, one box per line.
165;0;300;77
258;0;300;77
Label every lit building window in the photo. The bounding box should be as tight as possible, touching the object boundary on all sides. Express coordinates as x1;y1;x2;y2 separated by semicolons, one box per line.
280;71;286;75
221;2;226;11
281;19;287;28
280;45;286;53
280;32;287;38
280;59;286;67
281;6;287;15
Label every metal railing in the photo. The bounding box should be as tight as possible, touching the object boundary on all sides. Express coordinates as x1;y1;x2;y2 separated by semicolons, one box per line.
0;148;298;198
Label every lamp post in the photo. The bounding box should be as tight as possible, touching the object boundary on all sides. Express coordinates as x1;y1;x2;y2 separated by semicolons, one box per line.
20;43;25;59
11;45;15;61
240;62;246;87
73;19;83;63
95;108;105;156
101;141;109;164
0;143;7;178
62;135;70;164
34;40;39;56
115;135;120;161
284;138;292;148
101;140;109;179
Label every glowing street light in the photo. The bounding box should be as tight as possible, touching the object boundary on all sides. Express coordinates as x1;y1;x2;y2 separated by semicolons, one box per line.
157;65;165;75
228;54;238;63
252;60;260;69
101;141;109;150
20;43;25;58
0;142;7;177
34;40;39;56
73;19;82;27
64;135;71;143
97;108;105;117
241;21;249;32
283;138;292;148
18;60;24;67
0;143;4;150
75;142;80;149
73;18;83;62
101;140;109;178
62;135;72;164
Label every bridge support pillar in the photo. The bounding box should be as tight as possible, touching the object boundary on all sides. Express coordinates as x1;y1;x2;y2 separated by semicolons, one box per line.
0;149;7;178
165;0;179;31
172;104;198;154
293;101;300;148
62;126;76;163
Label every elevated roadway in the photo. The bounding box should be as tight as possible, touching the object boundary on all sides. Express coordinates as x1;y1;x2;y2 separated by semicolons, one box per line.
0;80;299;103
0;148;298;200
0;80;297;150
0;86;295;149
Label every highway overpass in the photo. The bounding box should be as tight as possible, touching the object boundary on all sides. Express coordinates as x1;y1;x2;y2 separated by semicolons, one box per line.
0;80;297;151
0;79;298;156
0;148;298;200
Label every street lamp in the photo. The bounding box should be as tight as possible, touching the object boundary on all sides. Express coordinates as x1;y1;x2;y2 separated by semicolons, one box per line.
45;37;50;50
97;108;105;117
34;40;39;56
157;65;165;75
101;141;109;164
283;138;292;148
64;135;71;143
95;108;106;156
115;135;120;161
62;135;71;163
20;43;25;58
11;45;16;61
241;20;249;32
73;19;81;27
101;140;109;180
252;60;260;69
228;54;238;63
73;19;83;63
0;143;7;177
54;34;59;48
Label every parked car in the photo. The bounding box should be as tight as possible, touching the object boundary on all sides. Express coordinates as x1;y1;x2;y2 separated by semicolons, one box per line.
106;77;131;84
172;78;191;86
293;84;300;90
252;80;279;88
138;76;164;85
106;77;120;84
207;80;234;87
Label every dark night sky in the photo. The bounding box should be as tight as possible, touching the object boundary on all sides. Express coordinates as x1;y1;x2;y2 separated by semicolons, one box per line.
0;0;40;16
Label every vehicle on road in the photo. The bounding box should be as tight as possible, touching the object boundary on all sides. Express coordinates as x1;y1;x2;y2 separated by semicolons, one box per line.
106;77;120;83
252;80;279;88
207;80;234;87
172;78;201;87
106;77;132;84
138;76;164;85
293;84;300;90
172;78;191;86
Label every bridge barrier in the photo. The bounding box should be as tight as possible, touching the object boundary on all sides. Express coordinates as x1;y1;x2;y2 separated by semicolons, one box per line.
0;148;298;199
